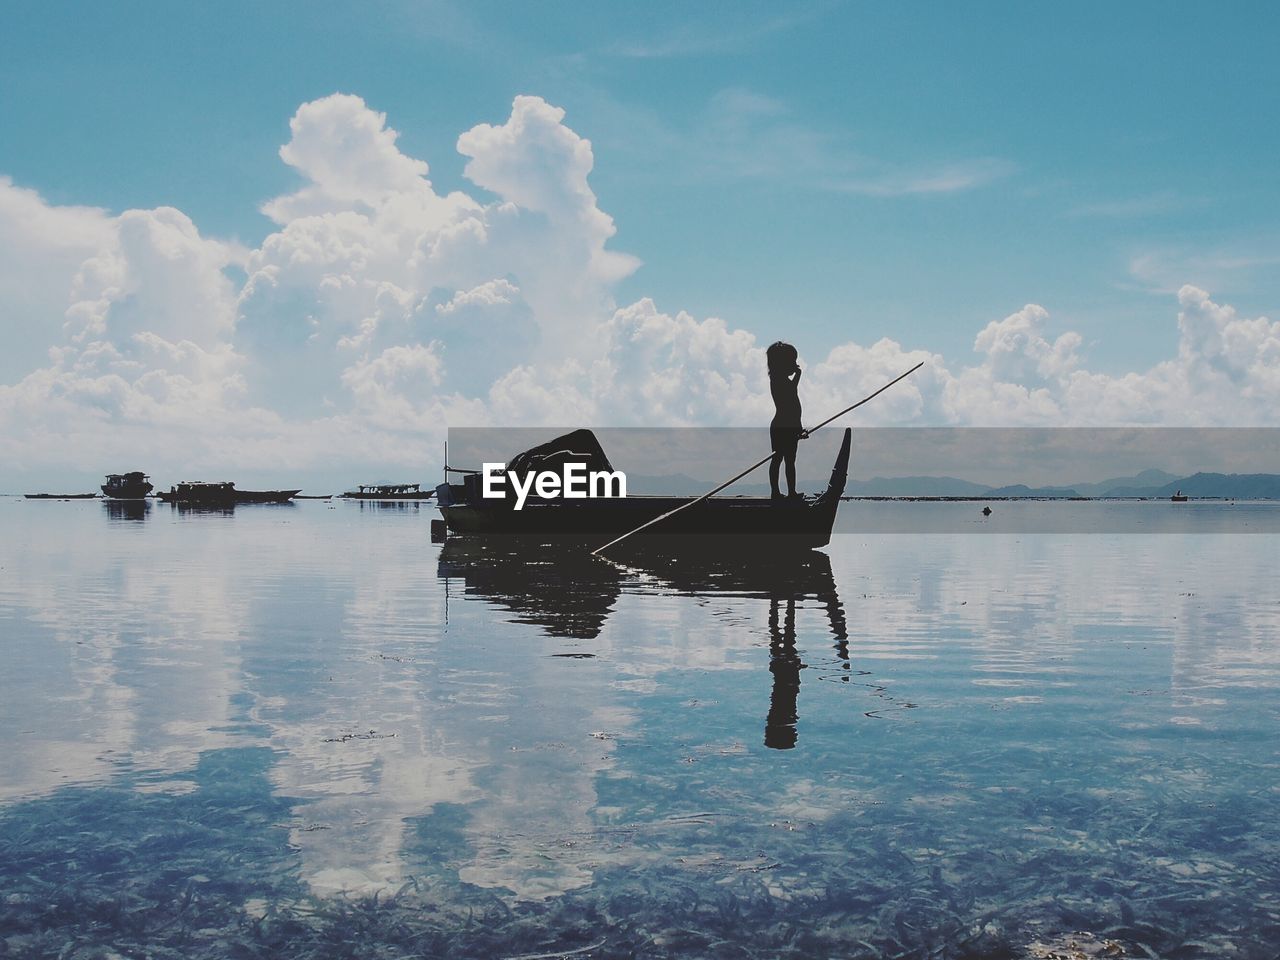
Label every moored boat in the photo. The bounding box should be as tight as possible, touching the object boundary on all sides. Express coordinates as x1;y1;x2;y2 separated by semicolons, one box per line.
157;481;236;506
234;488;302;503
1171;490;1188;502
435;428;852;552
24;492;98;500
158;482;300;505
341;483;434;500
101;472;153;500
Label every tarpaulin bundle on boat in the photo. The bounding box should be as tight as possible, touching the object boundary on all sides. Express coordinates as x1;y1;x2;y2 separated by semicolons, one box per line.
505;429;615;476
462;429;615;506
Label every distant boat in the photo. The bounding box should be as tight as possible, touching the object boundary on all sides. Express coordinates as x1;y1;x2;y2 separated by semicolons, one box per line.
341;483;434;501
157;482;300;505
1171;490;1189;502
101;472;153;500
24;492;98;500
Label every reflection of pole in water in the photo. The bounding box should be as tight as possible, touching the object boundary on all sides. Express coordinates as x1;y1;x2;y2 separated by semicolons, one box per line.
822;583;849;677
765;597;802;750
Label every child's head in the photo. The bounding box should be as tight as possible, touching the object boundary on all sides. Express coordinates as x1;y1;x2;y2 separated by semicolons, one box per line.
767;341;798;373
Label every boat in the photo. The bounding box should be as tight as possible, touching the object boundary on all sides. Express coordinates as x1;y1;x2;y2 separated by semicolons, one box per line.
157;482;237;506
434;427;852;552
24;492;98;500
101;472;153;500
231;487;301;503
341;483;434;500
1171;490;1188;502
157;482;300;505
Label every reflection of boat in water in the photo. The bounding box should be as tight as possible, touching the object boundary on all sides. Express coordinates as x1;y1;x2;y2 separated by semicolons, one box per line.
104;499;149;521
24;492;97;500
1171;490;1188;502
342;483;434;501
438;538;622;639
157;482;301;505
436;428;852;551
101;472;153;500
437;538;849;748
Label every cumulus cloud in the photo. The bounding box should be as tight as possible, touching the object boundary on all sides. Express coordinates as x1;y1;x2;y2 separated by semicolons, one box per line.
0;178;116;382
263;93;435;222
1;94;1277;487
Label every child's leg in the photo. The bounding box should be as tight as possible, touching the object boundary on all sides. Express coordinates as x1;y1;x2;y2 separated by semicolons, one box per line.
785;451;797;496
770;452;783;498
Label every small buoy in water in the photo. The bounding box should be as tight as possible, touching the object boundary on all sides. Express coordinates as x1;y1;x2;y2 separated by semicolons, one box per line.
982;505;992;516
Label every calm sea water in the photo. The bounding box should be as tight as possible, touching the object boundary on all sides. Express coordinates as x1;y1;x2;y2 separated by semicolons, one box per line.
1;497;1278;958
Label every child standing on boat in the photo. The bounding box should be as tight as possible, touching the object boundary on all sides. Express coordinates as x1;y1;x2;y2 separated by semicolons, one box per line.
767;341;806;499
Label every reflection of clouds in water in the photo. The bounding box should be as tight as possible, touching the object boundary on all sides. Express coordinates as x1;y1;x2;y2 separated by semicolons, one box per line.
243;520;624;901
4;502;1278;912
827;532;1280;719
1165;555;1280;718
0;510;241;801
247;519;472;896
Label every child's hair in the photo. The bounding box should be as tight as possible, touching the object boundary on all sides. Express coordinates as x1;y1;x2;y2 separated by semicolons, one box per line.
766;341;798;373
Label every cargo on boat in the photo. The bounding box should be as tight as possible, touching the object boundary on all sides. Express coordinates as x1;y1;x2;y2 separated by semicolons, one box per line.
435;428;852;552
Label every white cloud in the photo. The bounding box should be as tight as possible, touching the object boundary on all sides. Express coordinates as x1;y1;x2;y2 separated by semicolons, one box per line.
262;93;435;222
435;278;520;315
0;177;116;382
1;95;1277;488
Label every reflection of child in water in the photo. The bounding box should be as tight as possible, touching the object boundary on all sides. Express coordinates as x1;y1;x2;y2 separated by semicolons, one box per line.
767;341;806;499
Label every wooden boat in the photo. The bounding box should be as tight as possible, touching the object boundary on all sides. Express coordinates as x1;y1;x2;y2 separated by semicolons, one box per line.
157;482;300;505
435;428;852;551
341;482;434;500
101;471;153;500
24;492;98;500
158;482;238;506
1171;490;1189;502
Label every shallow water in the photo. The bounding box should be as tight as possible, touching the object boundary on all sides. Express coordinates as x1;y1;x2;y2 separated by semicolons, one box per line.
1;497;1278;958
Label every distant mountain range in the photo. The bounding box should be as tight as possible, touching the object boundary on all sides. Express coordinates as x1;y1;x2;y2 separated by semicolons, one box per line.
629;468;1280;499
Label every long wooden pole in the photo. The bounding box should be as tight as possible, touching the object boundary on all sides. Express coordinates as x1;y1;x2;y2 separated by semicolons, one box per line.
591;360;925;557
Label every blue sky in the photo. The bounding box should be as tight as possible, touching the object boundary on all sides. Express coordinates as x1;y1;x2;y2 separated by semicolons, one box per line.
2;2;1278;487
4;1;1276;371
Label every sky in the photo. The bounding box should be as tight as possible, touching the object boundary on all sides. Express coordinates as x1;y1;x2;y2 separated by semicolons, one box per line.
2;1;1278;489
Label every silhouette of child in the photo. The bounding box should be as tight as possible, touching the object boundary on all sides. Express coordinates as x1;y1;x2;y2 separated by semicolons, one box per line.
767;341;805;499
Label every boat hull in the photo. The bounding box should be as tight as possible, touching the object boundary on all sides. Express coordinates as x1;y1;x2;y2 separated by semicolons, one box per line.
340;493;434;500
158;489;300;505
234;489;301;504
440;497;838;549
